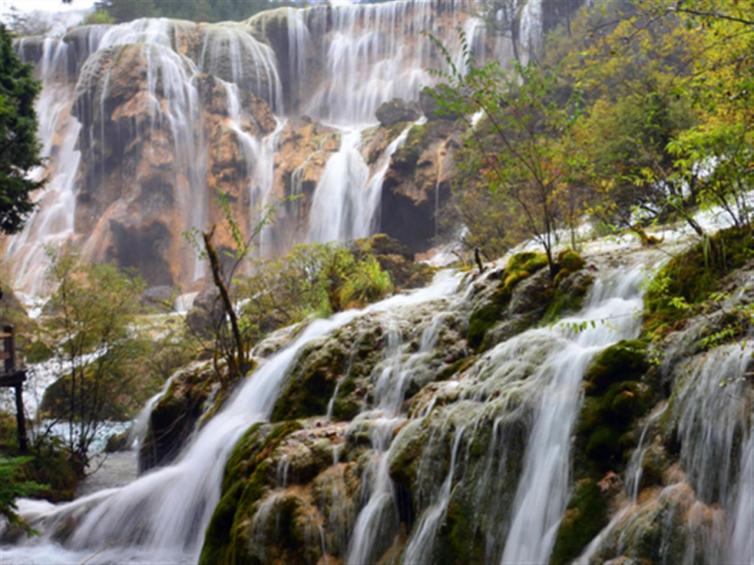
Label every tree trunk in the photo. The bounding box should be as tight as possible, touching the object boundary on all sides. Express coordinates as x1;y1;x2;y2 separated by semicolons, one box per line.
202;227;248;379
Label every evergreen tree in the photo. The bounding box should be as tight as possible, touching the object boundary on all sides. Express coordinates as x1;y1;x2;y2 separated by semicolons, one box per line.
0;25;43;235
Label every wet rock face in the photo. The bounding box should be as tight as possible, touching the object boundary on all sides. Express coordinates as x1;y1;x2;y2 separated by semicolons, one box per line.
68;41;281;287
198;251;614;564
380;119;462;252
139;362;222;471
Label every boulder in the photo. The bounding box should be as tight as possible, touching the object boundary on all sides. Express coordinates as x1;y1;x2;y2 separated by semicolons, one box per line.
375;98;420;126
139;362;222;471
185;286;223;337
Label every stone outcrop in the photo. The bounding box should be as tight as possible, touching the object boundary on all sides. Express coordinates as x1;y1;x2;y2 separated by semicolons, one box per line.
139;361;223;471
195;233;754;564
380;119;462;253
376;98;421;127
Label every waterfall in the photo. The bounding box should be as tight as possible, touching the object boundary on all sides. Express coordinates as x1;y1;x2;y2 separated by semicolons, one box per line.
307;118;420;244
577;340;754;564
5;0;536;295
4;38;81;296
346;313;450;564
3;0;564;296
501;267;646;563
1;271;461;564
402;425;465;565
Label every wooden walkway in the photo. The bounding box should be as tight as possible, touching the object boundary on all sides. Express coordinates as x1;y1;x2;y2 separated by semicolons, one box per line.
1;325;28;452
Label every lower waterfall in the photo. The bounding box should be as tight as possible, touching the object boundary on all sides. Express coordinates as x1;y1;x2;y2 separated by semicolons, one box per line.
1;249;751;565
0;272;461;564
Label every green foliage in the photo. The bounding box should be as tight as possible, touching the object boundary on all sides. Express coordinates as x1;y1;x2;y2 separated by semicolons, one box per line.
433;42;579;273
35;250;148;468
644;226;753;336
83;10;115;25
338;255;393;309
236;242;394;349
440;0;753;258
0;24;44;235
0;456;46;528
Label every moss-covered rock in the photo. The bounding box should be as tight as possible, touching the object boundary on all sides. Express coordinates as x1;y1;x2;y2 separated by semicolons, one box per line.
434;497;486;564
270;320;387;422
139;362;221;471
575;341;652;477
543;253;593;323
200;419;357;565
466;252;550;352
644;226;753;338
200;421;302;565
585;481;714;564
556;248;586;274
551;478;610;565
584;340;650;397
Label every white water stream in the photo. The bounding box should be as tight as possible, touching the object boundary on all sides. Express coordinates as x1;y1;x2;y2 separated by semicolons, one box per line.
4;0;532;295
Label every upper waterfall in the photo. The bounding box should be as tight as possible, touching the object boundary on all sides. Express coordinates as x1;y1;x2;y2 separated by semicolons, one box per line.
2;0;578;296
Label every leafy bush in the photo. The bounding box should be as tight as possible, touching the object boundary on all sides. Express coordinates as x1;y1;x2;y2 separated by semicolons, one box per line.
0;456;46;528
644;226;753;336
83;10;115;25
236;243;394;348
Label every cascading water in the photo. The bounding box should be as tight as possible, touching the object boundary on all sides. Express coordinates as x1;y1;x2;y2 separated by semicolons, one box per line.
0;271;461;564
4;0;557;296
577;339;753;565
5;38;81;296
307;119;421;244
500;266;646;564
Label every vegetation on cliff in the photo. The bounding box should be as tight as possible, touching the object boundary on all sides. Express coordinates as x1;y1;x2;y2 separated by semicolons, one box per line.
440;0;752;265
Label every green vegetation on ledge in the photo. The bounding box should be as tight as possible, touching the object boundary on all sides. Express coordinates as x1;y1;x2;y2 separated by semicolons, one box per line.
644;226;753;338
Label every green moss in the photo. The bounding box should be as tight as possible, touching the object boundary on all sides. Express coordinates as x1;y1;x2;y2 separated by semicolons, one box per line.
330;396;360;421
574;340;652;479
541;287;585;324
557;249;586;273
550;479;609;565
467;252;549;352
434;498;485;564
574;341;652;478
644;226;753;337
506;251;548;273
584;340;649;396
270;341;348;422
578;380;652;474
467;285;512;351
201;421;302;565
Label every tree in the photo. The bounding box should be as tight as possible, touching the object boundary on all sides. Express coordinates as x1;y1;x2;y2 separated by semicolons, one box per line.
562;0;753;239
433;34;581;277
93;0;157;23
0;25;43;235
39;251;145;471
